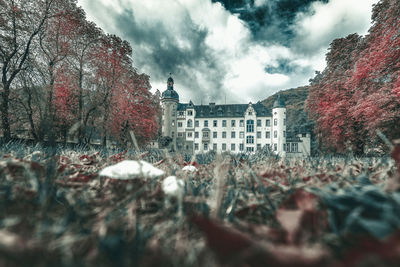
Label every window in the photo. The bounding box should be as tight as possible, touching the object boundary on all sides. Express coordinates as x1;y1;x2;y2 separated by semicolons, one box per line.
257;144;261;150
222;132;226;138
178;122;183;127
222;143;226;151
187;132;192;138
222;120;227;127
195;120;199;127
266;119;270;126
274;119;277;126
178;132;183;137
286;143;290;152
239;144;244;151
248;111;252;115
213;120;217;127
283;131;286;137
172;111;175;116
231;144;235;151
231;131;236;138
231;120;236;127
204;143;208;150
213;132;217;138
274;131;277;138
292;143;298;152
188;110;193;116
195;143;199;150
178;111;184;116
283;144;286;151
203;131;209;138
284;118;286;126
257;120;261;127
265;131;270;138
247;147;254;152
246;136;254;144
274;144;277;151
239;120;244;127
195;132;199;138
213;143;217;150
204;120;208;127
246;120;254;132
239;132;244;138
187;119;193;128
257;131;261;138
171;132;175;138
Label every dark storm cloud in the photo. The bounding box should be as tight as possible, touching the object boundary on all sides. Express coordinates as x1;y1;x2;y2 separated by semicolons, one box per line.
113;9;227;103
212;0;328;44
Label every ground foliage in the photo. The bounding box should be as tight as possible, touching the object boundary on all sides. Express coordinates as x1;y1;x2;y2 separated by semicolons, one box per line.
0;143;399;266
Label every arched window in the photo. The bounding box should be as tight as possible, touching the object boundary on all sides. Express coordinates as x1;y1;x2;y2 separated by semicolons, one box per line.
246;120;254;132
187;119;193;128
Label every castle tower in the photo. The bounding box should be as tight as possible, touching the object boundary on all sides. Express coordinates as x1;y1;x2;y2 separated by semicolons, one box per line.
161;75;179;150
272;95;286;157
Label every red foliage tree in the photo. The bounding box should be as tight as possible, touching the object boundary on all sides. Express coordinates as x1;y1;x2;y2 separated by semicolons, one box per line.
307;34;364;153
91;34;160;147
52;65;78;143
108;71;160;147
307;0;400;154
1;0;159;147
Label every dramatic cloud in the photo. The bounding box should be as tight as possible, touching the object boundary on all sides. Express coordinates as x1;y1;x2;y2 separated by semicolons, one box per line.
78;0;378;104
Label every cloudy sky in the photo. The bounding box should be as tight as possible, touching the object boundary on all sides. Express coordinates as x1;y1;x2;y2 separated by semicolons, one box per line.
77;0;378;104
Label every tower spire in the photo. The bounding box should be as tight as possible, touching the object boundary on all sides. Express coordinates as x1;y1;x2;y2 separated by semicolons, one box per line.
167;73;174;90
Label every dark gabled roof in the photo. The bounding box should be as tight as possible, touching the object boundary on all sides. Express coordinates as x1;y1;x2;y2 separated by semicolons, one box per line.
178;102;271;118
194;102;271;118
177;103;188;111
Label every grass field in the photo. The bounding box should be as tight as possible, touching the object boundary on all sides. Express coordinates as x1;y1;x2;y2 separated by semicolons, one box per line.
0;142;400;266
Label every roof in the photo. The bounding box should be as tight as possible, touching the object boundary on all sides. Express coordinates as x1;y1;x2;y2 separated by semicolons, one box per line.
273;95;286;108
162;76;179;101
286;132;303;143
162;89;179;100
178;102;271;118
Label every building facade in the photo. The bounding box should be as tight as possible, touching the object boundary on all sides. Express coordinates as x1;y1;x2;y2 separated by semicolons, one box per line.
161;76;310;156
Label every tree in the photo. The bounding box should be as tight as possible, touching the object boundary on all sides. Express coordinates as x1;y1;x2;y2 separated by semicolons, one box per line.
108;71;160;147
0;0;56;142
65;7;102;144
91;34;133;146
307;0;400;154
307;34;364;153
346;0;400;144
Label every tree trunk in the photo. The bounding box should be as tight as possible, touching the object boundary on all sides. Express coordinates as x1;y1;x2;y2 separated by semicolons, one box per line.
78;65;84;144
1;83;11;142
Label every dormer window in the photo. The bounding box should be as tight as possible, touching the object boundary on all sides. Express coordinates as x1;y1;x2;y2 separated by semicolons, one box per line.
188;110;193;116
248;111;252;115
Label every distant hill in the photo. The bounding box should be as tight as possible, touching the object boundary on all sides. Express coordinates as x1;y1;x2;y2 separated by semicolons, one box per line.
262;86;314;137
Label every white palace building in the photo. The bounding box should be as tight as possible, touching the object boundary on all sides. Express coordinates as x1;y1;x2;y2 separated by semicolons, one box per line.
160;76;310;157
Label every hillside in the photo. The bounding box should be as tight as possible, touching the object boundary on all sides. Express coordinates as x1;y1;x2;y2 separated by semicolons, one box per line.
262;86;314;135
